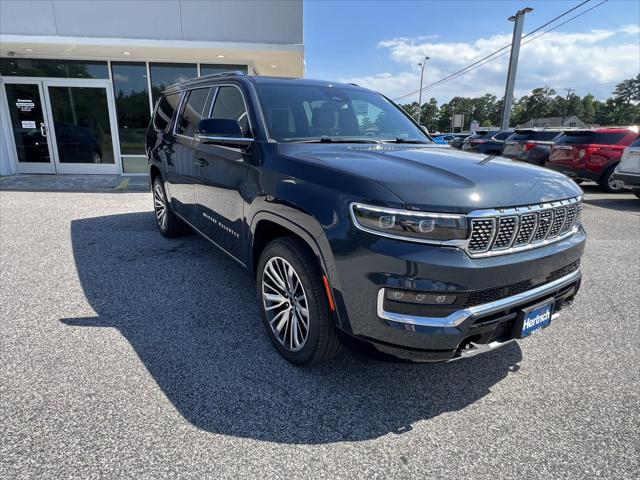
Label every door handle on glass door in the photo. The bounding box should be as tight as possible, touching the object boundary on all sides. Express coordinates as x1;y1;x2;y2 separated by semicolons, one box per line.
40;123;47;137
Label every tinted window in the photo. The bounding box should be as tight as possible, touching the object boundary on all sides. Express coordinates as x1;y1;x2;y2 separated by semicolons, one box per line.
176;88;210;136
149;63;197;104
0;58;108;78
111;62;150;155
153;93;181;132
494;131;513;140
555;131;628;145
630;137;640;148
531;131;561;141
210;86;251;137
200;64;248;76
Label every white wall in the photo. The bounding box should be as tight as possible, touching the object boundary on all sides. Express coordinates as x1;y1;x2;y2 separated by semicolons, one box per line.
0;0;303;45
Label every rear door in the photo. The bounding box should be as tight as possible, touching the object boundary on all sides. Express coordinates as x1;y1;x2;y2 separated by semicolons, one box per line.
170;87;212;224
194;85;252;261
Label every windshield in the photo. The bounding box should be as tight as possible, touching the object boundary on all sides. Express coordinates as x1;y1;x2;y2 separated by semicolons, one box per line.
255;83;431;143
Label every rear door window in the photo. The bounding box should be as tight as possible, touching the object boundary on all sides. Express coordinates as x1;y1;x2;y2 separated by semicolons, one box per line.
494;131;513;140
175;88;210;137
153;93;181;132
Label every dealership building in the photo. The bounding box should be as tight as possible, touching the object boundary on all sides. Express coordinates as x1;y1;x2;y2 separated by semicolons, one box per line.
0;0;303;176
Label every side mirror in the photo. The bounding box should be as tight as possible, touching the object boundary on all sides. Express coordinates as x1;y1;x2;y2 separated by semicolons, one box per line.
194;118;253;149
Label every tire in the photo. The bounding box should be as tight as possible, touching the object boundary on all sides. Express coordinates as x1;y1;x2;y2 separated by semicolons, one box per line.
152;176;187;237
573;179;583;185
598;166;624;193
256;236;342;366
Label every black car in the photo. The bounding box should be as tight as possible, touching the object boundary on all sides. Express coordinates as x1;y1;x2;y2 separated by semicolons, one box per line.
462;129;514;155
444;133;470;149
502;129;563;166
146;73;585;366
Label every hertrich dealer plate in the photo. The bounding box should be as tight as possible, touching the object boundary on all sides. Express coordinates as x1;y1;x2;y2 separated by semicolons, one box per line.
515;298;554;338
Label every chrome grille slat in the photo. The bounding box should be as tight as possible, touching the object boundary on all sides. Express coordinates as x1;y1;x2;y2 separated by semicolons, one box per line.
464;197;581;257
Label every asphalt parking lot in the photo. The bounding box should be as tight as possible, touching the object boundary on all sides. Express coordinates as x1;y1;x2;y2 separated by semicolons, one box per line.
0;185;638;479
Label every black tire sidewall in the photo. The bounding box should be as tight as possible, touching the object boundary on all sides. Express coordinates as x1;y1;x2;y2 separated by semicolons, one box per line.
256;239;327;365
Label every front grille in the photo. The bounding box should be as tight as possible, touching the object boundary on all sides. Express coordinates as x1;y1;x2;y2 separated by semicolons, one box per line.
463;260;580;307
466;197;581;256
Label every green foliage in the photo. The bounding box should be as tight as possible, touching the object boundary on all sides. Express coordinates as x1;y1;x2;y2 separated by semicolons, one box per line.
401;75;640;130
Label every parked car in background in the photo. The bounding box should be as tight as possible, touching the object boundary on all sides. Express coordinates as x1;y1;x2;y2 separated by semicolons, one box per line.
503;129;563;166
462;129;513;155
448;133;470;149
612;137;640;198
546;127;639;193
432;133;468;145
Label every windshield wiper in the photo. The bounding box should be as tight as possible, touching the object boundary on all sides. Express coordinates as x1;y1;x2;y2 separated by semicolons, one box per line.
288;136;382;144
380;138;431;144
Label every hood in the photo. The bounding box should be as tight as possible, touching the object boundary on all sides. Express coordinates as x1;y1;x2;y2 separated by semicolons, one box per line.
279;144;582;212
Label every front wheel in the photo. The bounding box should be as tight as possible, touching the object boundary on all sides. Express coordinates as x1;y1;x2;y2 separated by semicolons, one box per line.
257;237;342;366
598;166;624;193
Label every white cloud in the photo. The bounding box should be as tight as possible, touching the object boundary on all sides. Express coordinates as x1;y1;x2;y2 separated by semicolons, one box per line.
342;26;640;104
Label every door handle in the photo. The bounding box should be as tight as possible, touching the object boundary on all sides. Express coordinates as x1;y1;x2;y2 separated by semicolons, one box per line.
40;123;47;137
194;158;209;167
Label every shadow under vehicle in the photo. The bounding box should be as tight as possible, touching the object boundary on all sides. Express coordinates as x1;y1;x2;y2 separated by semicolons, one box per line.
62;210;522;444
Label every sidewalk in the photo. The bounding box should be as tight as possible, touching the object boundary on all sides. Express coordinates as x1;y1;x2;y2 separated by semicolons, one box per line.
0;174;150;192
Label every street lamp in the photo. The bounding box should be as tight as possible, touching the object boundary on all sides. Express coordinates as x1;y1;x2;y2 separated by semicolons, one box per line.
416;56;430;126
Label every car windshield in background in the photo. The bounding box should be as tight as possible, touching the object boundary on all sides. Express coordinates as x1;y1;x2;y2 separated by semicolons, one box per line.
255;84;430;143
555;131;627;145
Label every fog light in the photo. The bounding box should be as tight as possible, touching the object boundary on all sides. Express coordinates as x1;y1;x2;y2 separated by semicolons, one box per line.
385;289;457;305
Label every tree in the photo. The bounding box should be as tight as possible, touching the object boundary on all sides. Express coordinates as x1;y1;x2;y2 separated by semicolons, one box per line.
613;74;640;104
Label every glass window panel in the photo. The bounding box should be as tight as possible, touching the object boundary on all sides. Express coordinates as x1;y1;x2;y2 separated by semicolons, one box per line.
153;93;181;132
48;86;114;164
210;87;251;137
4;83;51;163
0;58;108;78
122;155;148;174
111;62;150;155
176;88;210;136
200;64;247;76
149;63;197;104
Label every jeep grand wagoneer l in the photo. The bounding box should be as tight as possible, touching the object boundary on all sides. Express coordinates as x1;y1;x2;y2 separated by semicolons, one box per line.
146;72;585;365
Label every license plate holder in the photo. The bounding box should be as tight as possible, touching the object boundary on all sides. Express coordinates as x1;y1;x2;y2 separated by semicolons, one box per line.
513;298;554;339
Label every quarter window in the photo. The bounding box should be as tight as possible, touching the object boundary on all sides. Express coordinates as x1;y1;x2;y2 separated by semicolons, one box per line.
210;86;251;137
153;93;181;132
176;88;210;137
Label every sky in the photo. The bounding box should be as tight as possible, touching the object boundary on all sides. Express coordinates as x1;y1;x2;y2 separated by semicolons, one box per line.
304;0;640;104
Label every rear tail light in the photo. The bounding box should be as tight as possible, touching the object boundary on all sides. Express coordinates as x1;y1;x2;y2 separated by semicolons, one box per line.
523;141;536;152
579;146;600;158
471;139;487;144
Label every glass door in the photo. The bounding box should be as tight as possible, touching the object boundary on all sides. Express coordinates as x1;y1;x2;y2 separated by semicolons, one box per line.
3;80;56;174
43;79;121;174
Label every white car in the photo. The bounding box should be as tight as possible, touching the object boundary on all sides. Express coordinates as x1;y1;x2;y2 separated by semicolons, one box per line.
613;137;640;198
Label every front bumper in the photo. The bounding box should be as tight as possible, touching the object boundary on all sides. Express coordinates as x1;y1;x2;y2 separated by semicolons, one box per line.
612;171;640;191
328;226;586;362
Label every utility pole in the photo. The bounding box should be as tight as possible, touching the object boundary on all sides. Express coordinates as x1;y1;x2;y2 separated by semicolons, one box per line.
500;7;533;130
561;88;574;127
416;56;429;126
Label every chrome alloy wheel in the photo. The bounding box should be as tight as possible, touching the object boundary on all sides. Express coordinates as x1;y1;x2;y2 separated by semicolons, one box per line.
608;174;624;191
261;256;310;352
153;182;167;230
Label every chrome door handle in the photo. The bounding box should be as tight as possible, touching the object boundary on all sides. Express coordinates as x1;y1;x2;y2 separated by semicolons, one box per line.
40;123;47;137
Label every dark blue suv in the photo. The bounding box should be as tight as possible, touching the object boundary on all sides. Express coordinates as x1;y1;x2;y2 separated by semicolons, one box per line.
146;73;585;365
462;129;514;155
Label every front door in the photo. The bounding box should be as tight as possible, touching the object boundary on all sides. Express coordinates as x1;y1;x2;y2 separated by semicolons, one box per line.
2;78;121;174
3;80;56;173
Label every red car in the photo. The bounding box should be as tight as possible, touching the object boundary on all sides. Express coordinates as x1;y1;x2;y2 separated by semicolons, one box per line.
546;127;639;192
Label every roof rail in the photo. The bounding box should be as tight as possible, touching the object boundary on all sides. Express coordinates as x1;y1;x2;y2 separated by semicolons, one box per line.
197;71;247;80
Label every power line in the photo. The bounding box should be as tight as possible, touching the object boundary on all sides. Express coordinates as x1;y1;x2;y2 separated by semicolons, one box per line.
393;0;606;102
404;0;609;99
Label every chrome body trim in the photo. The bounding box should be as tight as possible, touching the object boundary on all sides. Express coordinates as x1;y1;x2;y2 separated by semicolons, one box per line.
376;269;580;328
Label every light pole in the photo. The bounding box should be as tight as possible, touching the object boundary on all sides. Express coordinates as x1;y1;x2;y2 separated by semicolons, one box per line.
500;7;533;130
416;56;429;126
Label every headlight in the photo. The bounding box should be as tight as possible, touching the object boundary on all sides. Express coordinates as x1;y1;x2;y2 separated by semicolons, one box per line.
350;203;468;243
